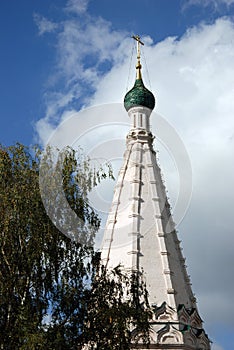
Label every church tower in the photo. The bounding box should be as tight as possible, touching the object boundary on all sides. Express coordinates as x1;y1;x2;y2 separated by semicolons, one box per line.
101;36;211;349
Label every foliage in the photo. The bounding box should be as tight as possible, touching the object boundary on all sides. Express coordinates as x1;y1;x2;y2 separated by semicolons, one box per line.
0;144;151;349
83;265;152;350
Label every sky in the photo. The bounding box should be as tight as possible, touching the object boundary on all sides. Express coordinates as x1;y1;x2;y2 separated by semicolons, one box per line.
1;0;234;349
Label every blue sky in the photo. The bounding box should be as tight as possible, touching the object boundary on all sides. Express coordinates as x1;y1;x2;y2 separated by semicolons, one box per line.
1;1;234;349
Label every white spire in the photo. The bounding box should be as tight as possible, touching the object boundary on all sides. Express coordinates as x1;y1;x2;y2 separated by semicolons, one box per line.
100;38;211;349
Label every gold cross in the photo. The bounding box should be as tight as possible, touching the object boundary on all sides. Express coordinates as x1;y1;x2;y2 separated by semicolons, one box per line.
132;35;144;61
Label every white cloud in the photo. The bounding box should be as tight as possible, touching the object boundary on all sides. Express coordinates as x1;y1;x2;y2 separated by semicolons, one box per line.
66;0;90;14
35;14;127;143
34;2;234;342
183;0;234;10
56;17;126;82
33;13;58;36
212;344;224;350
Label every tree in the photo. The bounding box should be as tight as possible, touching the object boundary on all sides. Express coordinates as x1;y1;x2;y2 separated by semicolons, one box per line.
83;265;152;350
0;144;151;349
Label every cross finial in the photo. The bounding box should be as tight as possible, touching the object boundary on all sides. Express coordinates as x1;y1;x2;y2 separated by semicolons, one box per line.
132;35;144;60
132;35;144;79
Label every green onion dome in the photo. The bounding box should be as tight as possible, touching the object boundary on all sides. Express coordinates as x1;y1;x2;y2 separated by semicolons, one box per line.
124;78;155;112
